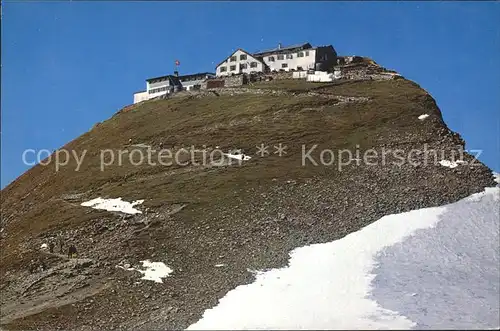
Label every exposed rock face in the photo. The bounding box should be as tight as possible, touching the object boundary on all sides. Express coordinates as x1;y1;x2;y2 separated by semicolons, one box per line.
0;75;496;330
335;63;401;81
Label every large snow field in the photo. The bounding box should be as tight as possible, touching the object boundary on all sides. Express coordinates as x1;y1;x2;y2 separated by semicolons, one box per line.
187;175;499;330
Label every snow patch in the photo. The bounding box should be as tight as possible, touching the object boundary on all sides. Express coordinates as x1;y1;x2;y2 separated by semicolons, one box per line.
81;197;144;214
439;160;466;169
215;264;226;268
493;172;500;185
224;152;251;161
418;114;430;120
117;260;173;283
40;243;48;250
136;260;173;283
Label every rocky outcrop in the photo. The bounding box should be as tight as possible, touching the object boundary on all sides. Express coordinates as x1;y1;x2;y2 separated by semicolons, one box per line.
334;62;401;81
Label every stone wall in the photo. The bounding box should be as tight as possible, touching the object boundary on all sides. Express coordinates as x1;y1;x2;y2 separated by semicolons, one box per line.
268;71;293;80
202;79;225;89
224;74;246;87
202;75;247;89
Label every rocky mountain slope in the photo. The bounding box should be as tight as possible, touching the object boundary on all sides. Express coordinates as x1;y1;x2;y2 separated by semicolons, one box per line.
0;67;497;330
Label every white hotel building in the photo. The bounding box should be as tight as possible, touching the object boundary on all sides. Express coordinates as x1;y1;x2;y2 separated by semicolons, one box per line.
133;72;215;104
215;42;337;77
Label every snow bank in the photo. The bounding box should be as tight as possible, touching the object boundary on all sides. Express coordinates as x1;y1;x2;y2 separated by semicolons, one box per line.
418;114;429;120
371;183;499;329
188;186;500;330
188;206;447;329
81;197;144;214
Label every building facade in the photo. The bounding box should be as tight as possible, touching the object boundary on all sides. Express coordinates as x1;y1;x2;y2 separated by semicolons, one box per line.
133;72;215;103
133;90;149;104
255;43;337;72
177;72;216;91
215;42;337;77
133;42;338;103
215;49;267;77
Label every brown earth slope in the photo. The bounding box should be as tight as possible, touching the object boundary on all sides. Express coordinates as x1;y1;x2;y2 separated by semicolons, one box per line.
0;77;497;330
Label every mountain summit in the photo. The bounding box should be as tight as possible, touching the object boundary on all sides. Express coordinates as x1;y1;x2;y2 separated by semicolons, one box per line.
1;62;498;330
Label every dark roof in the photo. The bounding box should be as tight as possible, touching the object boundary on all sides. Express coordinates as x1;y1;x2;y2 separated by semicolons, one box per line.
146;75;174;83
146;72;215;83
253;42;312;56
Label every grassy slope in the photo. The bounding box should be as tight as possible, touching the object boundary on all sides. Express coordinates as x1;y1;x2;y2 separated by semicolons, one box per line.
2;79;433;250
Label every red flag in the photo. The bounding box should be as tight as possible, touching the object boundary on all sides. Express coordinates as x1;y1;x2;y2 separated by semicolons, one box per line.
175;60;180;66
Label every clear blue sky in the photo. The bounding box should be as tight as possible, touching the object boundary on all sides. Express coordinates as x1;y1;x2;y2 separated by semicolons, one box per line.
2;1;499;188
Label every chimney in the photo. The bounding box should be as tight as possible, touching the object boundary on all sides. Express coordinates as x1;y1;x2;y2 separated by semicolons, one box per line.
174;71;179;77
278;43;282;50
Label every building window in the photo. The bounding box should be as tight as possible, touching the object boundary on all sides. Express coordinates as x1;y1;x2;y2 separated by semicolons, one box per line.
297;66;303;71
277;54;284;60
230;56;237;62
297;52;304;58
250;62;258;68
281;63;288;68
268;56;275;62
220;66;227;72
240;54;247;60
149;87;167;94
286;54;293;59
305;51;309;56
240;63;248;69
230;65;236;71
